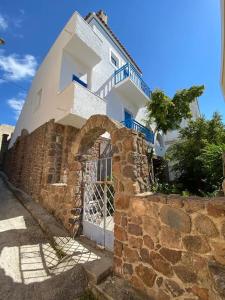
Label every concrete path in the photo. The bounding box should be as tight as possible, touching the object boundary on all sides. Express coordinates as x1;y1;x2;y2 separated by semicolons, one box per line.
0;178;108;300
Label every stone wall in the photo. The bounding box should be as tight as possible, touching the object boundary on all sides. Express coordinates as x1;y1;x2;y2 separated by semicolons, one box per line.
0;124;14;166
4;115;150;233
114;193;225;299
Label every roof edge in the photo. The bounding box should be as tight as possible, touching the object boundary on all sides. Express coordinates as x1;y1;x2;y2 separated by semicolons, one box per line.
84;11;142;74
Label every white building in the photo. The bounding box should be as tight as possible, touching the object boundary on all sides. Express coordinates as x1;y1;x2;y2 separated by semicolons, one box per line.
10;10;199;159
164;100;201;150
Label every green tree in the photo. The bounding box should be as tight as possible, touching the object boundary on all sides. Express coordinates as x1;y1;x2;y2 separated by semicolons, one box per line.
167;113;225;195
146;85;204;133
145;85;204;186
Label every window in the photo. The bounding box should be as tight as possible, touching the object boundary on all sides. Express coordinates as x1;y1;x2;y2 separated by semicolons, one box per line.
110;50;119;68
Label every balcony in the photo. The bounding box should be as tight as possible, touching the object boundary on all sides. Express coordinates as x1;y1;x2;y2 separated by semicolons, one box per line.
64;12;102;68
113;63;151;106
121;118;154;144
55;81;106;128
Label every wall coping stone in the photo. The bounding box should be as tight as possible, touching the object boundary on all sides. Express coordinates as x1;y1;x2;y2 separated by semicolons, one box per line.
133;193;225;203
51;183;67;187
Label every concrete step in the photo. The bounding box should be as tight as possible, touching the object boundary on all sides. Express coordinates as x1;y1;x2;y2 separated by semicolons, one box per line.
83;256;113;284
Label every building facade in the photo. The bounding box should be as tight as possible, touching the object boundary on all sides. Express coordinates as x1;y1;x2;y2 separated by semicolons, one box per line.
9;10;163;155
9;10;200;165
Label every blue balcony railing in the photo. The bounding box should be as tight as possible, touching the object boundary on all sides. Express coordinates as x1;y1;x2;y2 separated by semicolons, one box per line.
114;63;151;97
72;74;88;88
121;119;154;144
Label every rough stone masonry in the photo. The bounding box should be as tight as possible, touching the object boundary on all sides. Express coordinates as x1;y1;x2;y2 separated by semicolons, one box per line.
114;193;225;299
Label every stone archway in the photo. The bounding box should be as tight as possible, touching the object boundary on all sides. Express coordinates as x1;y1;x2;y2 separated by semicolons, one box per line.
65;114;150;239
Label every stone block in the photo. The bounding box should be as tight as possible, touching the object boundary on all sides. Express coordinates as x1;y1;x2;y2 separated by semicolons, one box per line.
128;223;143;236
173;265;197;283
191;285;209;300
114;225;128;242
122;165;137;181
160;225;182;249
208;260;225;298
114;240;123;257
143;216;160;242
183;198;205;213
149;251;173;277
128;236;143;249
182;235;211;254
113;256;123;275
210;240;225;264
159;247;182;264
115;195;130;210
160;205;191;233
143;235;154;249
207;200;225;218
167;195;184;208
135;264;156;288
164;279;184;297
194;214;219;237
123;263;133;276
140;248;150;263
124;246;139;263
130;275;146;292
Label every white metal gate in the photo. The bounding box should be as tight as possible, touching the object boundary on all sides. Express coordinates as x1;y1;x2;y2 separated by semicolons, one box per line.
83;157;115;251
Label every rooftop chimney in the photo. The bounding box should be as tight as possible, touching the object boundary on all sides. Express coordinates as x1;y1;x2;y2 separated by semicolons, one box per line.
98;10;108;24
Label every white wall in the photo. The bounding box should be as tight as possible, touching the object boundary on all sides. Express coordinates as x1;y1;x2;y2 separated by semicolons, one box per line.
86;16;149;127
59;51;88;91
10;12;103;147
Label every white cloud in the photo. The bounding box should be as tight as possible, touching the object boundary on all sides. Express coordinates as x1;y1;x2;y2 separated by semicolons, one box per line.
7;93;25;119
13;17;23;28
0;52;37;81
0;15;8;30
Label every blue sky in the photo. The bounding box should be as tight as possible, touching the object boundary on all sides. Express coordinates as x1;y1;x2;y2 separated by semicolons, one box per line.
0;0;224;125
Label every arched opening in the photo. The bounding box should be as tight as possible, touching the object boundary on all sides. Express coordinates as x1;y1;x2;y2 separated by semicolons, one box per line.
69;115;122;250
67;115;150;251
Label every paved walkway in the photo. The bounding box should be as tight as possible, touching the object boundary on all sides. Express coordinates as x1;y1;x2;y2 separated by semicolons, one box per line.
0;178;105;300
